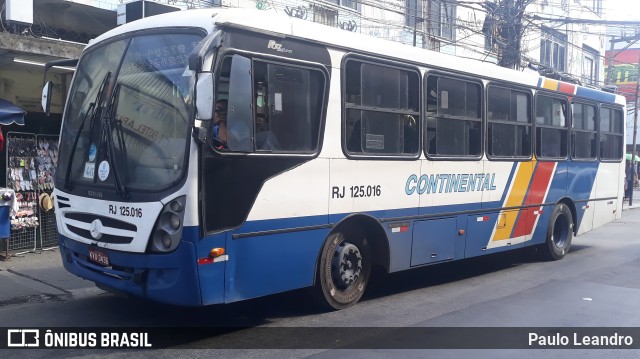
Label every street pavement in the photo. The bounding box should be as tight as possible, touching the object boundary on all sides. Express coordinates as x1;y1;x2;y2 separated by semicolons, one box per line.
1;190;640;310
0;245;102;307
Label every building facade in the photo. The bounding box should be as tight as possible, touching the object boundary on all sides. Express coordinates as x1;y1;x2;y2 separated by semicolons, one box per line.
1;0;610;118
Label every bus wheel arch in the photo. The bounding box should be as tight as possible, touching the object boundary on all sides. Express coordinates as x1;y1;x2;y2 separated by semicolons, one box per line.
312;214;389;310
542;200;575;260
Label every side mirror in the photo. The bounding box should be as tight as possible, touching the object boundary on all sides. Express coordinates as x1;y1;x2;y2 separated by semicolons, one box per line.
226;54;253;152
195;72;213;120
41;81;52;115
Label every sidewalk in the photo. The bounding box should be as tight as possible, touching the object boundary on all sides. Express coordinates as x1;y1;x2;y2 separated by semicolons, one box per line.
622;187;640;210
0;248;102;305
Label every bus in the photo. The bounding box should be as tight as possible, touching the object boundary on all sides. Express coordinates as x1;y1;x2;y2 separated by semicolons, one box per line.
45;8;625;309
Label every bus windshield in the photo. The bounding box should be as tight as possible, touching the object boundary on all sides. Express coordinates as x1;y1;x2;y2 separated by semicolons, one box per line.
57;32;203;193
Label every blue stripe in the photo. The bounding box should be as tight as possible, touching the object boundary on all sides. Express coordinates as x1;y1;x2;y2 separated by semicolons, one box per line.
575;86;617;103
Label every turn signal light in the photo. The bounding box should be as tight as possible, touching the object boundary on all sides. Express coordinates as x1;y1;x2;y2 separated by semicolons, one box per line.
209;248;225;258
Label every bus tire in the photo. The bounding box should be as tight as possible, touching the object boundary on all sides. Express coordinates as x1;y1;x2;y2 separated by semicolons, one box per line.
315;231;372;310
542;203;573;260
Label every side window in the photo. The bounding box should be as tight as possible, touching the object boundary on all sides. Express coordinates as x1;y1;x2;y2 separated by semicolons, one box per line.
487;86;531;158
535;94;568;159
343;59;420;156
425;75;482;157
600;107;624;160
213;55;325;153
571;102;597;160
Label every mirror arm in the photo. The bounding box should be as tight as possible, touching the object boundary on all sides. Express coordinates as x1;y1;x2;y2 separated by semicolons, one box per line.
192;126;208;145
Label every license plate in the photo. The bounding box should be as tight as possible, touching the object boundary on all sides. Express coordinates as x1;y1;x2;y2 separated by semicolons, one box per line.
88;247;109;267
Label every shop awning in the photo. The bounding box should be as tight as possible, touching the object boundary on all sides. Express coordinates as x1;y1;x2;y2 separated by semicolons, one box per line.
0;99;25;125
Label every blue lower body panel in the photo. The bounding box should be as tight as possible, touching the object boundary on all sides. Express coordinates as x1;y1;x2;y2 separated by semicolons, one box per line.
59;235;205;306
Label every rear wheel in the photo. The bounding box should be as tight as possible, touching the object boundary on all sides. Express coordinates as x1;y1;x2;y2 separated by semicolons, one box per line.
315;231;371;310
542;203;573;260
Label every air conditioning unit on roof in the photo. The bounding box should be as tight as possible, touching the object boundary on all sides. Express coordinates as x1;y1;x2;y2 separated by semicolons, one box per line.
5;0;33;25
117;0;180;26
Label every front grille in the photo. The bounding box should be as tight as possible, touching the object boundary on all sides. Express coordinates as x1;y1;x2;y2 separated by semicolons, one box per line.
65;213;137;231
67;225;133;244
63;212;137;244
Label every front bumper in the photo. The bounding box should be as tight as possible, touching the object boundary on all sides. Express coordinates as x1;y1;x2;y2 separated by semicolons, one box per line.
59;235;203;306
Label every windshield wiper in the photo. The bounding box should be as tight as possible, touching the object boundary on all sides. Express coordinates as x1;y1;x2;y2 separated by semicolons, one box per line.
64;72;111;191
100;83;130;200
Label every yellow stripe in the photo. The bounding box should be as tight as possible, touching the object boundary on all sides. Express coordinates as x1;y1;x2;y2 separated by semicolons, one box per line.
542;79;558;91
493;160;536;241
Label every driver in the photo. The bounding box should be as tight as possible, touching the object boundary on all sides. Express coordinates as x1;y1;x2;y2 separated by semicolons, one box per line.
213;99;228;149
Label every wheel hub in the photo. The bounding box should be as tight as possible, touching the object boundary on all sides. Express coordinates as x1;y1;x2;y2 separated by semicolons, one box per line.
331;242;362;290
553;215;568;248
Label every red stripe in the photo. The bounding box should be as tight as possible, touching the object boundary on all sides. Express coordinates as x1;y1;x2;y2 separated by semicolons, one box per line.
558;82;575;94
512;162;555;237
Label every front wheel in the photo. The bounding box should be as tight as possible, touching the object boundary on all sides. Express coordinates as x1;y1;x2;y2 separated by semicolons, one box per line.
542;203;573;260
315;231;371;310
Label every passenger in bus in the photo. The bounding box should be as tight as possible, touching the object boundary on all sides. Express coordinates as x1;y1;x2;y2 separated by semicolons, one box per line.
403;115;418;153
213;99;228;149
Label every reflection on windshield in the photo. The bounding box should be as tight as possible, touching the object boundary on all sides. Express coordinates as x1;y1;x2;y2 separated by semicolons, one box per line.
57;32;202;192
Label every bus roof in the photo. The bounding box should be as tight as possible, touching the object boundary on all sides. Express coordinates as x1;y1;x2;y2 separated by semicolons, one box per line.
89;8;625;106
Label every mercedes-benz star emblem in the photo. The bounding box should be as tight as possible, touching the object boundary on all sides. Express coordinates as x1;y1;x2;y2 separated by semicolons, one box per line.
90;219;103;240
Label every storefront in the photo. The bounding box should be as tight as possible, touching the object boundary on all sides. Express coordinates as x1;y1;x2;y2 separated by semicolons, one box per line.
0;98;62;255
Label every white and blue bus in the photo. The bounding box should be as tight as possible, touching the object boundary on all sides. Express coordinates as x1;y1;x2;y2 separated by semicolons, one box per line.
47;8;625;309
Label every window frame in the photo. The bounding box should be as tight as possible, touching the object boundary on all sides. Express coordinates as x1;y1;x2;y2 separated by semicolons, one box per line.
534;91;570;161
405;0;421;28
582;45;599;86
210;49;329;158
598;104;625;162
341;54;422;160
312;5;338;27
540;27;567;73
570;100;598;161
429;0;456;41
424;71;484;161
328;0;359;11
486;83;533;161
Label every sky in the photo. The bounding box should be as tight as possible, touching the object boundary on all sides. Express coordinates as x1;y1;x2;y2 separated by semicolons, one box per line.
604;0;640;21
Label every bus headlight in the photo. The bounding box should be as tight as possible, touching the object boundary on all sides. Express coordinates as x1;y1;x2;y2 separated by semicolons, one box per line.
169;213;181;229
153;230;172;249
148;196;186;253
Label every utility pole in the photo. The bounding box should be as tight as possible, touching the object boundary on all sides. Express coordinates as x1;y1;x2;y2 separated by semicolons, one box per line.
497;0;533;69
606;39;616;85
413;16;424;47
